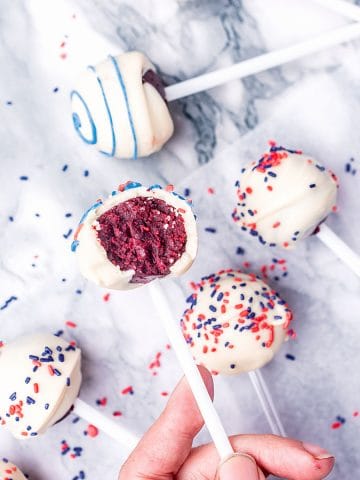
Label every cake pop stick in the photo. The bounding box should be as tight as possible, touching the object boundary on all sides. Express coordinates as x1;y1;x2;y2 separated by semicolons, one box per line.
0;333;139;449
248;370;286;437
311;0;360;21
149;281;233;457
233;145;360;279
71;22;360;159
181;269;293;436
72;181;234;459
0;458;26;480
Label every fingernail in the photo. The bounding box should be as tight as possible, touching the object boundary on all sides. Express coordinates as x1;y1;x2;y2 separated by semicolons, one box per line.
218;453;260;480
302;442;335;460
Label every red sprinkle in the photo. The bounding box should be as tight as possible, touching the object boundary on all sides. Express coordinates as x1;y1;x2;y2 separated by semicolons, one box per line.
87;424;99;438
103;293;110;302
121;386;134;395
66;321;77;328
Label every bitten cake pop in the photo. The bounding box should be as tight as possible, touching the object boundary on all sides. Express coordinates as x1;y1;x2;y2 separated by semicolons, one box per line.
181;269;293;375
0;333;81;439
232;145;338;249
71;51;174;159
72;181;197;290
0;459;26;480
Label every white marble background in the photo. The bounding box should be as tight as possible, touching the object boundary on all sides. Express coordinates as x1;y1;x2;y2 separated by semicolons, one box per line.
0;0;360;478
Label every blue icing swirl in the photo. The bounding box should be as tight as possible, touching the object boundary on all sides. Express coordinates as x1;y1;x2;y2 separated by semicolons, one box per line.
88;65;116;157
70;90;97;145
109;55;138;160
124;181;142;190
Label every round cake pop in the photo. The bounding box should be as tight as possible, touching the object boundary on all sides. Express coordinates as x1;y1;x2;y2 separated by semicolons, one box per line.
0;459;26;480
0;333;81;439
232;145;338;249
71;51;174;159
181;269;293;375
72;181;197;290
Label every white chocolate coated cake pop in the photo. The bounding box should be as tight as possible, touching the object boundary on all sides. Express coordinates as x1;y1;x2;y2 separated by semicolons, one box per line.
232;145;338;249
72;181;198;290
0;459;26;480
0;333;81;439
71;51;174;159
181;270;293;375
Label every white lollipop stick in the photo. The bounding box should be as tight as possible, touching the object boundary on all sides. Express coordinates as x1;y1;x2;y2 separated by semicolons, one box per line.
148;280;233;460
316;224;360;277
165;22;360;101
73;398;139;450
310;0;360;21
248;370;286;437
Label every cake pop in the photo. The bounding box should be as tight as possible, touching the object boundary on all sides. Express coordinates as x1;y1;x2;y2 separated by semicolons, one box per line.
0;333;139;447
71;24;360;159
0;459;26;480
0;333;81;439
71;52;174;159
181;269;293;375
232;145;338;249
72;181;197;290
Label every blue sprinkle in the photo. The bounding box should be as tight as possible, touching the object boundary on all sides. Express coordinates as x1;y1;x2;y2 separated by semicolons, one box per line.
8;216;14;222
236;246;245;255
9;392;17;401
19;176;28;181
309;183;316;188
62;164;68;172
45;403;49;410
63;229;73;239
230;364;236;369
6;100;13;105
0;296;18;311
285;354;296;361
26;396;36;405
25;377;31;384
209;305;217;312
184;188;191;197
84;170;89;177
58;354;65;362
53;87;59;93
315;164;325;172
268;171;277;177
65;213;72;218
345;163;351;172
76;289;82;295
205;227;217;233
66;377;71;386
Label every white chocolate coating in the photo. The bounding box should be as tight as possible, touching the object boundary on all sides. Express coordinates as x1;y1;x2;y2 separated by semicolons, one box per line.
233;147;338;249
181;270;293;374
0;333;81;439
72;183;198;290
71;51;174;159
0;459;26;480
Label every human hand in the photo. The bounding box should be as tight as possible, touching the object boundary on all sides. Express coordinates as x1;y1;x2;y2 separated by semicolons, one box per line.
120;367;334;480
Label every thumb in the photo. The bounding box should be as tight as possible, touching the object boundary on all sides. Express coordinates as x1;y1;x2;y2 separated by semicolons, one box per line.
120;366;214;480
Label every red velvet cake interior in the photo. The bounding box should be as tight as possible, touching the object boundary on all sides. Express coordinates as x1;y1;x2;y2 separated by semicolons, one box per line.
96;196;187;283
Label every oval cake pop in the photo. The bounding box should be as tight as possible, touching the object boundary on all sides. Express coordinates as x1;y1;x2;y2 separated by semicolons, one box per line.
72;181;197;290
232;144;338;249
0;333;81;439
71;51;174;159
181;269;293;375
0;459;26;480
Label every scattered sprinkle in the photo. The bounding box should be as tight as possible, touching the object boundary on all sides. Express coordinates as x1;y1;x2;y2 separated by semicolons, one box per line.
96;397;107;407
62;164;68;172
65;321;77;328
121;386;134;395
236;246;245;255
103;293;110;302
285;353;296;361
0;296;18;311
53;87;59;93
63;229;73;239
207;187;215;194
83;170;89;177
205;227;217;233
85;424;99;438
19;176;28;181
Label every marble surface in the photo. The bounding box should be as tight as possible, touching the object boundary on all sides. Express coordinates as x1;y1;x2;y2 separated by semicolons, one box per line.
1;0;360;478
